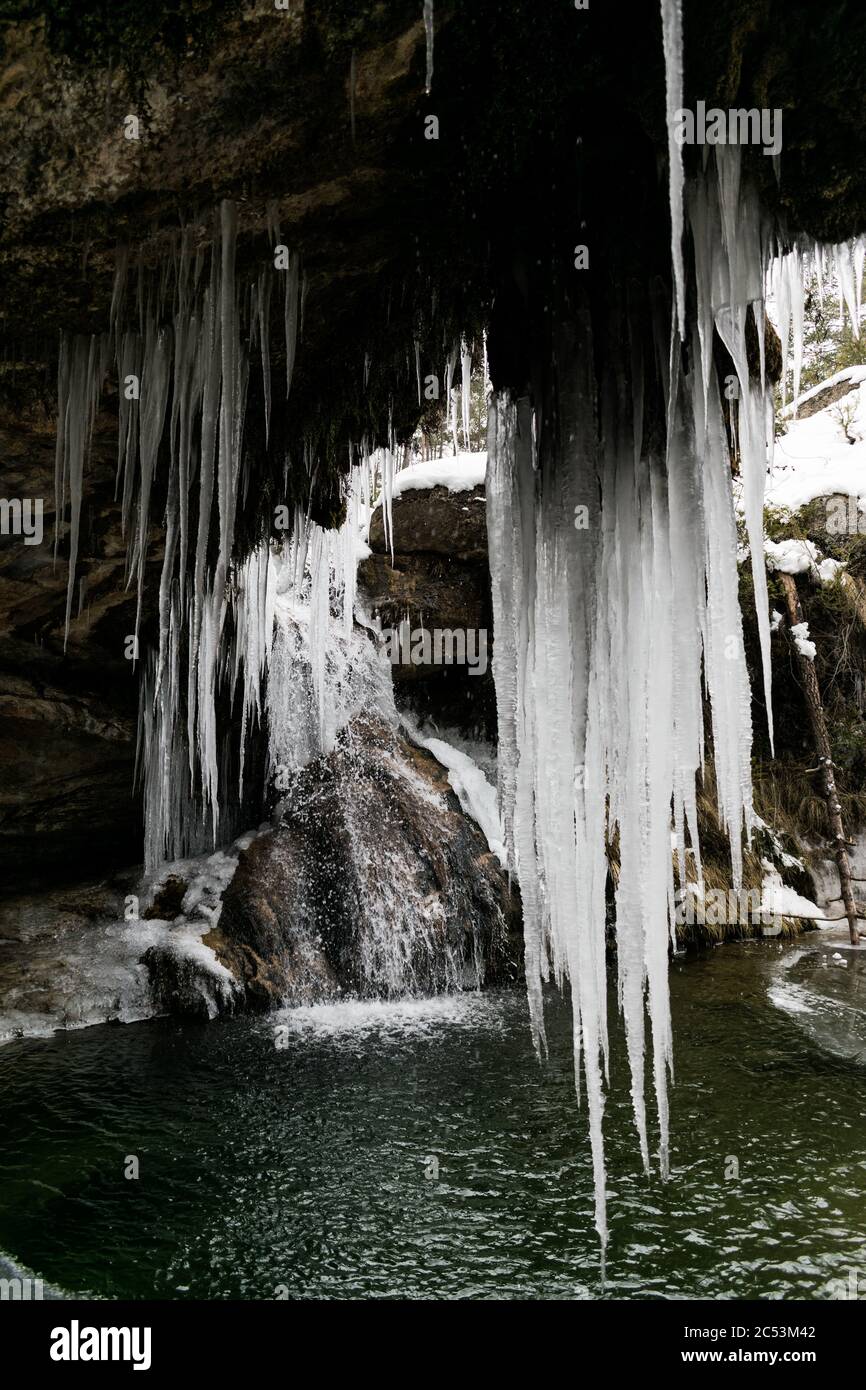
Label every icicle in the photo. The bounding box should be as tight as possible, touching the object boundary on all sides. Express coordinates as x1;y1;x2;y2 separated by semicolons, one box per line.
256;269;273;445
789;250;805;409
380;446;396;561
308;527;331;753
109;245;129;341
55;333;110;646
267;207;300;398
444;349;458;455
341;462;362;636
423;0;434;94
284;250;300;397
53;336;70;565
115;331;141;523
486;393;546;1053
771;246;804;411
236;542;276;793
834;240;861;337
133;322;171;653
692;148;774;755
660;0;685;338
487;143;782;1246
854;236;865;331
106;200;264;862
771;248;792;407
460;338;472;449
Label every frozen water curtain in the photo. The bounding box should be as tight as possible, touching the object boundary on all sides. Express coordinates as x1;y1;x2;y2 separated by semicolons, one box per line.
487;43;791;1242
55;204;305;869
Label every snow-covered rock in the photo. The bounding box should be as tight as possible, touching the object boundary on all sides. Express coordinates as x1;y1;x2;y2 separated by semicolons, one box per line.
387;451;487;499
768;371;866;515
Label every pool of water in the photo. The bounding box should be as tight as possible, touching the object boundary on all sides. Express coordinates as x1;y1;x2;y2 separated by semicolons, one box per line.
0;936;864;1299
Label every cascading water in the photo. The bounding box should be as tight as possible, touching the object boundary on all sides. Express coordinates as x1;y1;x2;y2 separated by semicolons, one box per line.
251;481;513;1002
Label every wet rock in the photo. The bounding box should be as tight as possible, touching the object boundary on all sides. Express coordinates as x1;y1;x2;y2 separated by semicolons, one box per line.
141;933;242;1022
142;875;188;922
214;714;522;1010
367;484;488;561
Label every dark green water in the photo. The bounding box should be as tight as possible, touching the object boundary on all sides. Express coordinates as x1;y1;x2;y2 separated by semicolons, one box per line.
0;939;864;1300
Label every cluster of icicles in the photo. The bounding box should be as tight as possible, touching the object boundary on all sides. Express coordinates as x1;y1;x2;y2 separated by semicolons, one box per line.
50;10;865;1249
488;132;863;1245
55;203;305;866
53;199;475;870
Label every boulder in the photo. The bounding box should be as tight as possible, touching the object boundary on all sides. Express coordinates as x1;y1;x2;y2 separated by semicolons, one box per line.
211;713;521;1010
367;484;488;561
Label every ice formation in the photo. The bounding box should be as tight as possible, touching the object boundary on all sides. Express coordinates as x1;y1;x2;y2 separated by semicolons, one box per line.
53;203;312;866
660;0;685;339
262;532;506;1004
460;338;472;448
47;10;866;1247
54;334;111;645
423;0;434;95
266;476;393;787
770;238;864;412
483;75;866;1237
402;716;506;867
486;136;809;1243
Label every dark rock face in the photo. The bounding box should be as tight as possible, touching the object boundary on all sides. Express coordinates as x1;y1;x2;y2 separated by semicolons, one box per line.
0;424;154;892
0;649;140;890
211;714;521;1010
3;3;863;453
367;484;489;561
358;484;496;738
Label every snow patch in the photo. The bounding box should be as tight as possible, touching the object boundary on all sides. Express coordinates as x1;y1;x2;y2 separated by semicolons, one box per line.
404;718;506;866
386;451;487;500
790;621;816;661
764;538;819;575
760;861;822;920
